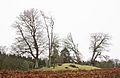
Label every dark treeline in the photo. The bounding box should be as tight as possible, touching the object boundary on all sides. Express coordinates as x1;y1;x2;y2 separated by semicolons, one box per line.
0;52;46;70
81;59;120;68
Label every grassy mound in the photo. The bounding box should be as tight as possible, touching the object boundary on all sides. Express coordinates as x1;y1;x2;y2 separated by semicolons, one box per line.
37;63;100;71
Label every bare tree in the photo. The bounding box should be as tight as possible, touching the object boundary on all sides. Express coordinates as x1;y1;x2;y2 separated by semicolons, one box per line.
63;33;82;64
13;9;47;68
41;11;54;67
90;33;111;66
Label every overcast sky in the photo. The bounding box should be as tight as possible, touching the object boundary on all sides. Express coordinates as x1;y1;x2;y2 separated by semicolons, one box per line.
0;0;120;60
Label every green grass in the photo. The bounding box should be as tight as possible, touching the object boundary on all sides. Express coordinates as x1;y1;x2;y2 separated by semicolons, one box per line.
34;63;100;71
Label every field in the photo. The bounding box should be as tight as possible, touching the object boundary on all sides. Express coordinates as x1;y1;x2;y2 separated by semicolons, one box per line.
0;68;120;78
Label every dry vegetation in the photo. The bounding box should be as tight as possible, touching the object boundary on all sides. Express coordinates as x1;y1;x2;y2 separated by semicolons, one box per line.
0;68;120;78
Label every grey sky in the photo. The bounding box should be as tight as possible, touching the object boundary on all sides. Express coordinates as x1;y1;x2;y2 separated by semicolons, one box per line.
0;0;120;60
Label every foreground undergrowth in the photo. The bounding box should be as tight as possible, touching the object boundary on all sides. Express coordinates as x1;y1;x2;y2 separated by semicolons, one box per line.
0;68;120;78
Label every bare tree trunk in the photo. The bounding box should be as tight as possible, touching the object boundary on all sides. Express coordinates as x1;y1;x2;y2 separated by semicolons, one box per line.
35;59;39;68
48;51;51;67
91;51;96;65
49;21;54;67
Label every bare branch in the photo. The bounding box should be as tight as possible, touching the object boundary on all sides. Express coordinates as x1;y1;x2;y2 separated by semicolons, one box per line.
90;33;111;65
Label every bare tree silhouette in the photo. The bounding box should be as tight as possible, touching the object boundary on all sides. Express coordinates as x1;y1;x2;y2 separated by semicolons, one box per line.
90;33;111;66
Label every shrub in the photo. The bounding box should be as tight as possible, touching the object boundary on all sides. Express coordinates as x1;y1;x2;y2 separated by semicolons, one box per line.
69;64;78;68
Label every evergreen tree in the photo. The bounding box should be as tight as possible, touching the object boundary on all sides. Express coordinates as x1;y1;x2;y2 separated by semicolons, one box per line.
60;47;72;64
51;47;59;68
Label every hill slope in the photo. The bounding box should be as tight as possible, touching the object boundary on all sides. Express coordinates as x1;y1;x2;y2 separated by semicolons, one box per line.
38;63;100;71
